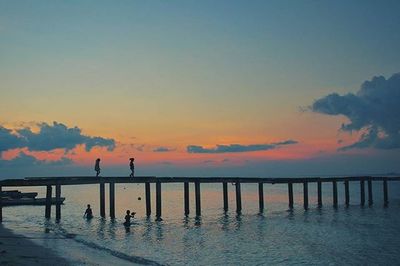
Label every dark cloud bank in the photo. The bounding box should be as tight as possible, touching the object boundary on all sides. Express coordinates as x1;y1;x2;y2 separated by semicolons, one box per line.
187;140;298;154
311;73;400;151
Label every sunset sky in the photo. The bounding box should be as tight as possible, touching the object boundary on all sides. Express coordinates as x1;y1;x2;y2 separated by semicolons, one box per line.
1;1;400;178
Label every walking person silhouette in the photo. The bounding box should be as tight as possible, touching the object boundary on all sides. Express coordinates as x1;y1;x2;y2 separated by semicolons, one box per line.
129;158;135;177
95;158;101;177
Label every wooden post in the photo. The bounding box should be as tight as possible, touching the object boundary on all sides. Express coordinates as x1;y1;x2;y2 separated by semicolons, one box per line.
184;182;189;216
317;180;322;207
0;185;2;223
258;183;264;212
332;181;338;208
303;182;308;210
360;179;365;206
223;182;228;211
109;182;115;219
344;180;350;206
55;184;61;220
45;185;52;219
368;178;373;206
145;182;151;217
288;183;294;209
383;178;388;207
156;182;162;220
195;182;201;217
236;182;242;214
100;182;105;218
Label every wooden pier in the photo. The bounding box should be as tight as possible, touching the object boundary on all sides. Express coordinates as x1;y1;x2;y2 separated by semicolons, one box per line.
1;176;399;222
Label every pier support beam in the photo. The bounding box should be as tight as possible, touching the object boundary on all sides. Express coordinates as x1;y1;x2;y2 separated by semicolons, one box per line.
109;182;115;219
156;182;162;220
55;184;61;220
184;182;189;216
332;181;338;208
303;182;308;210
0;185;2;223
145;182;151;217
100;182;106;218
195;182;201;217
258;183;264;212
344;180;350;206
368;178;373;206
223;182;228;212
288;183;294;209
360;179;365;206
45;185;52;219
236;182;242;214
317;180;322;207
383;178;389;207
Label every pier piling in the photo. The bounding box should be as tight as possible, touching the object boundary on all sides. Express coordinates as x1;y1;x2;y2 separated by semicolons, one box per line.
223;182;228;211
55;184;61;220
258;183;264;212
288;183;294;209
368;178;373;206
109;182;115;219
100;182;106;218
344;180;350;206
184;182;189;216
156;182;162;220
317;180;322;207
145;182;151;217
236;182;242;214
383;178;389;206
195;182;201;216
0;185;2;222
360;179;365;206
45;185;52;218
303;182;308;210
333;181;338;208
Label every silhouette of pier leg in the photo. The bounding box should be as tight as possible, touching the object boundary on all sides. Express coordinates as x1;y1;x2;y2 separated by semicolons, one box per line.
368;178;373;206
344;180;350;206
55;184;61;220
223;182;228;212
288;183;294;209
236;182;242;214
0;185;2;223
383;178;389;207
360;180;365;206
195;182;201;217
156;182;162;221
45;185;52;219
145;182;151;217
109;182;115;219
317;180;322;207
184;182;189;216
332;181;338;208
303;182;308;210
100;182;105;218
258;183;264;212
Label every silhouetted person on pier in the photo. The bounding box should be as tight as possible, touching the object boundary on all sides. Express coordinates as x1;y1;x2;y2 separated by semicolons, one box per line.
95;158;101;177
123;210;136;226
84;204;93;219
129;158;135;177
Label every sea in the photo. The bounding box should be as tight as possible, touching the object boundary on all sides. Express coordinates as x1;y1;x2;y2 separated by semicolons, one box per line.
2;180;400;265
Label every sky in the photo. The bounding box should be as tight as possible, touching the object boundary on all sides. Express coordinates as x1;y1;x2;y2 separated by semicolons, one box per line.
1;0;400;178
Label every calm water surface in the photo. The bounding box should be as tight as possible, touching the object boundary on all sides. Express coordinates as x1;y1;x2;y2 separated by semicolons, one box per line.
2;181;400;265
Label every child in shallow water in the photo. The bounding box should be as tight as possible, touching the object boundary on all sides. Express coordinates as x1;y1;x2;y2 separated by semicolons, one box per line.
84;204;93;219
123;210;136;226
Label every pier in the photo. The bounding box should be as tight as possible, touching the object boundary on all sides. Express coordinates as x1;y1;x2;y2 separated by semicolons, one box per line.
0;176;399;222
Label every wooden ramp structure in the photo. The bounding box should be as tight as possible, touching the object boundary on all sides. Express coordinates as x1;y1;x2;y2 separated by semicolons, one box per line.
1;176;399;222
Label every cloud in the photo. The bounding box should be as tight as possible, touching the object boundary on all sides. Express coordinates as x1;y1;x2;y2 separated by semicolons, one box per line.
310;72;400;150
0;152;72;168
0;121;116;153
153;146;174;152
187;140;298;154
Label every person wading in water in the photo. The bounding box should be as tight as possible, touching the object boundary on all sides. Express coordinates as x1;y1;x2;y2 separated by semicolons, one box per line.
84;204;93;219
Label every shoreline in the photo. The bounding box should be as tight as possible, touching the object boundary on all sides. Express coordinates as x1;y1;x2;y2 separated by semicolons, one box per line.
0;224;69;266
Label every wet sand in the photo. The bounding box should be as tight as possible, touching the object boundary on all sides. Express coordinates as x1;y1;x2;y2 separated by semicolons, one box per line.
0;224;69;265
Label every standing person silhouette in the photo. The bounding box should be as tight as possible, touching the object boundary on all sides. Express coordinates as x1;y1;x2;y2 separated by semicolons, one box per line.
95;158;101;177
129;158;135;177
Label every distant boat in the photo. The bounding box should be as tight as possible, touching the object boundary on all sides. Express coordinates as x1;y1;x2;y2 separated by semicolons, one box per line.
1;190;65;206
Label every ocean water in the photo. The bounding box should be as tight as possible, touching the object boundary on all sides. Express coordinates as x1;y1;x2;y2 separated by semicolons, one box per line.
2;180;400;265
